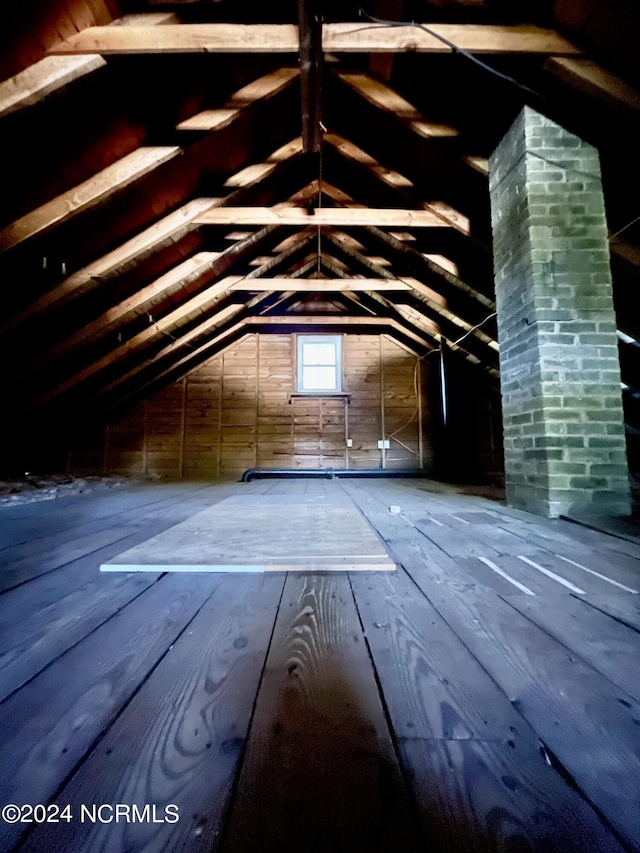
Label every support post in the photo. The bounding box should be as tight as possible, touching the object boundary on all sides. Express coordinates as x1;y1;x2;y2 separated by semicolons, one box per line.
297;0;323;154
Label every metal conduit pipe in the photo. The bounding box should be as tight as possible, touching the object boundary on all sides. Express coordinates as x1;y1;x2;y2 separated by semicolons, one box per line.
240;467;428;482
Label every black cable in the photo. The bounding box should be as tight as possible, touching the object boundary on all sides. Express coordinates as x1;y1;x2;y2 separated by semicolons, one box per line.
357;5;550;106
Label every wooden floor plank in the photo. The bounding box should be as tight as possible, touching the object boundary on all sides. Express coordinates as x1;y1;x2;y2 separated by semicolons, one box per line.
350;564;626;851
0;572;160;702
0;574;220;851
0;525;142;592
456;556;541;596
221;572;421;853
579;594;640;633
505;594;640;703
0;521;192;631
0;484;239;597
0;482;213;555
20;574;285;853
399;737;625;853
350;569;527;740
345;482;640;852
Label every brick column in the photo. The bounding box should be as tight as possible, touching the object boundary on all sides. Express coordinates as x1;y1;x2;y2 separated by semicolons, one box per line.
489;106;630;518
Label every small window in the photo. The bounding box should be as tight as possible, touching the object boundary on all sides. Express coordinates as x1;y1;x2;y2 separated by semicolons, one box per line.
297;335;342;392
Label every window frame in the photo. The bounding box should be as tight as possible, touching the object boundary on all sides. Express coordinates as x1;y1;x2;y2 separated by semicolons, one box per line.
296;334;343;394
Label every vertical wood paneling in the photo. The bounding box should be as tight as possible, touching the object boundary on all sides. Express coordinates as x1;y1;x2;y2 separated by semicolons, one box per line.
184;358;222;478
343;335;383;469
107;403;145;474
220;337;258;476
258;335;294;468
68;333;427;477
381;336;421;469
146;383;183;478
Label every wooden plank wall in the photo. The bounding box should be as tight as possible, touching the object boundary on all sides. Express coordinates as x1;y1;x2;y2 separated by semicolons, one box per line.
68;333;429;477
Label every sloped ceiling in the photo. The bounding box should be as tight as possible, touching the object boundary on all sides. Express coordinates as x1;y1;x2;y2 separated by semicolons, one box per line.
2;0;640;468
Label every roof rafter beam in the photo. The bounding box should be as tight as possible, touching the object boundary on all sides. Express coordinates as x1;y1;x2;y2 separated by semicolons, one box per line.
0;68;300;259
1;136;305;338
73;292;278;418
15;224;289;393
322;228;497;354
0;147;181;254
48;23;580;56
323;132;472;237
0;13;178;119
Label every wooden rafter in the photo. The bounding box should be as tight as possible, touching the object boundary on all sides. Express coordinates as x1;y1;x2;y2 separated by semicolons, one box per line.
75;293;277;417
323;133;472;236
28;280;242;412
0;198;214;336
0;13;178;119
545;57;640;122
357;226;495;311
1;135;305;337
335;72;459;141
321;230;496;358
176;68;299;132
16;226;286;387
0;147;180;254
0;67;300;262
48;23;580;56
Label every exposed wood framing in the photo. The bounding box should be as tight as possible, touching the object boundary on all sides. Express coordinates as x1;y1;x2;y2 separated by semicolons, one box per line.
194;207;453;227
335;72;459;141
1;136;305;338
176;69;299;131
82;293;278;416
28;280;243;412
297;0;323;153
323;133;472;236
359;226;495;311
228;278;412;291
545;57;640;121
0;55;106;118
321;228;497;358
0;147;180;254
0;13;178;119
0;198;215;335
19;227;284;384
48;24;581;56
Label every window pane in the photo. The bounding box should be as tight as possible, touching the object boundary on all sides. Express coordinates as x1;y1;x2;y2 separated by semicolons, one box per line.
302;366;337;390
302;343;336;366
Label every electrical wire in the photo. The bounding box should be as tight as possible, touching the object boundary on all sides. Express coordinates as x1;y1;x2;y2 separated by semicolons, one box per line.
357;5;549;104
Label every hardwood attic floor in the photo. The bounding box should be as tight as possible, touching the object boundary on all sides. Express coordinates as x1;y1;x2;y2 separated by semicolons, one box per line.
1;477;639;853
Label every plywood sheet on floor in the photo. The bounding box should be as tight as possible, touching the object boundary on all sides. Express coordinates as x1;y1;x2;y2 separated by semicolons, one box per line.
102;493;394;571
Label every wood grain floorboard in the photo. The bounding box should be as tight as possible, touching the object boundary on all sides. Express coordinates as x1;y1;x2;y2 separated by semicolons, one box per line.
345;481;640;852
349;570;626;850
505;594;640;702
0;574;221;851
221;572;421;853
20;574;285;853
0;572;160;702
579;594;640;633
398;737;625;853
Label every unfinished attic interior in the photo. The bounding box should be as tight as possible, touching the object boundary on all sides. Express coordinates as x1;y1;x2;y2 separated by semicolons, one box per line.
2;0;640;850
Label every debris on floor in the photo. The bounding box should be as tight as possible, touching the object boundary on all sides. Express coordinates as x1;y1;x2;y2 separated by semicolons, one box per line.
0;474;134;506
